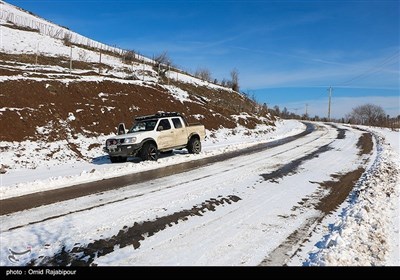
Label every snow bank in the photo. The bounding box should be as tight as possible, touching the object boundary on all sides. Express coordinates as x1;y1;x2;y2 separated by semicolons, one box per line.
304;131;400;266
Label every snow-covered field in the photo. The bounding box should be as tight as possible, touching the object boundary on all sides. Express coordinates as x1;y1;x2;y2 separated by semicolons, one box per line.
1;121;398;266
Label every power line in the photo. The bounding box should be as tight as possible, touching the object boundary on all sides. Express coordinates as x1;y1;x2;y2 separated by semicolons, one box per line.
324;52;398;121
336;51;399;87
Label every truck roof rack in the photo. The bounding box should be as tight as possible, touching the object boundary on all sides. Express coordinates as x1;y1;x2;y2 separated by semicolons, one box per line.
135;112;182;121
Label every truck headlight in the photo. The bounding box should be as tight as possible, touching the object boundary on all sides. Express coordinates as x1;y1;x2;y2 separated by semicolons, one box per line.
124;137;136;144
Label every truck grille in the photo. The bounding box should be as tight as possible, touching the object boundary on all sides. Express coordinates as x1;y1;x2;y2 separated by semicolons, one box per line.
106;139;124;146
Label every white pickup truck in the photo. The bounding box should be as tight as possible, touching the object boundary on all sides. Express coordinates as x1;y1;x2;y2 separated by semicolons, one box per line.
103;112;206;163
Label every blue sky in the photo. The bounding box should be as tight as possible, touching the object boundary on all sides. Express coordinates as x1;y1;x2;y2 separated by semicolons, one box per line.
7;0;400;118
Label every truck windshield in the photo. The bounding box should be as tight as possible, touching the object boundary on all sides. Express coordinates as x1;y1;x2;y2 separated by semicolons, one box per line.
129;120;157;132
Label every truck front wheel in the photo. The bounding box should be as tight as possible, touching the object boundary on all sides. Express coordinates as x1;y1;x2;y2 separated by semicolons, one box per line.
187;137;201;154
140;142;159;161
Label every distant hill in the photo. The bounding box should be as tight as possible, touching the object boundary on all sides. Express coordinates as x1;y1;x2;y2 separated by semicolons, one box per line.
0;0;275;143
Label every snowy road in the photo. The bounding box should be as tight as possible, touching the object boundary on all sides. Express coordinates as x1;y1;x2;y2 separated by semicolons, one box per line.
0;122;377;266
0;123;314;215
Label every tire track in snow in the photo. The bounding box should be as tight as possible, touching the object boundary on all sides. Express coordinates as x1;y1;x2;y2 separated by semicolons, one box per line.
259;129;374;266
28;195;242;266
327;123;347;139
261;144;333;182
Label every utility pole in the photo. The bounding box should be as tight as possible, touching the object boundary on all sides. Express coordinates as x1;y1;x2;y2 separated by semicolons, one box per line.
305;103;308;117
328;86;333;121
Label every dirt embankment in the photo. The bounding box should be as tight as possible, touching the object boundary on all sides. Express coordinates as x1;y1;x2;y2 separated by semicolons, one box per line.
0;52;275;142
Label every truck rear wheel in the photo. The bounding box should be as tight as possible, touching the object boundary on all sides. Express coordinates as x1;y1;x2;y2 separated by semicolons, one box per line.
187;137;201;154
140;142;159;161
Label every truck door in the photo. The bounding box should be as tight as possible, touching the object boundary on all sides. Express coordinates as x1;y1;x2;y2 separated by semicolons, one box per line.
156;118;174;149
171;117;187;146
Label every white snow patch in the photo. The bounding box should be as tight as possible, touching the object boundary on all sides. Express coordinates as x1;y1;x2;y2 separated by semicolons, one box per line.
163;85;190;103
193;114;204;120
98;92;108;98
67;112;75;121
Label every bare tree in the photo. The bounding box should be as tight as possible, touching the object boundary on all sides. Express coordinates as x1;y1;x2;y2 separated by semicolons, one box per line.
63;33;72;46
122;49;136;63
230;68;239;92
221;78;227;87
194;68;212;82
154;51;171;66
273;105;280;116
347;104;386;126
153;51;173;77
282;107;289;118
251;93;258;103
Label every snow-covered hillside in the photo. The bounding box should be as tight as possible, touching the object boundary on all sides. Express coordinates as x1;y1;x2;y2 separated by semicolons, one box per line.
1;0;274;174
1;0;134;59
0;0;239;91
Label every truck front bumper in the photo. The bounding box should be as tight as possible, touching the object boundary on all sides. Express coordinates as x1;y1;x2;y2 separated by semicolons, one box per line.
103;143;142;157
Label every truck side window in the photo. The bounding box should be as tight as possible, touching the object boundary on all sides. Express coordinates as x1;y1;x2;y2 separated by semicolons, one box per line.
172;118;183;129
158;119;171;131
